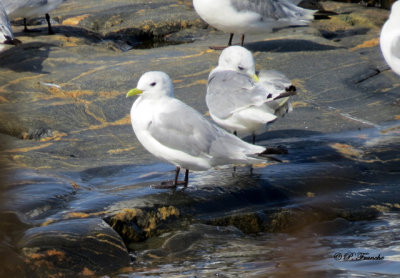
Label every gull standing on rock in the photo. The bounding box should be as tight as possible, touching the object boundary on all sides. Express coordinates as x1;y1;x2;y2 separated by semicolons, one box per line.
206;46;296;143
380;0;400;76
193;0;316;49
0;2;20;46
126;71;280;188
2;0;63;34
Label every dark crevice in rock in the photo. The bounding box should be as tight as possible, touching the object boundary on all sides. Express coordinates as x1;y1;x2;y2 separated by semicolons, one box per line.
0;126;53;141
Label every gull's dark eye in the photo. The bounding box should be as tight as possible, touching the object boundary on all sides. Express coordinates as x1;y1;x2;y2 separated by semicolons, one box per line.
150;82;156;87
238;66;244;71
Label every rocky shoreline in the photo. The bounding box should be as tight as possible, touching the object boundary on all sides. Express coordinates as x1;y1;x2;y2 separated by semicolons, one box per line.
0;1;399;277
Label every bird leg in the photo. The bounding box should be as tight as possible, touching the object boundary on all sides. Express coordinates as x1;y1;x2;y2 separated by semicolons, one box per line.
46;13;55;35
209;33;245;50
240;34;245;46
23;18;41;33
228;33;234;46
152;167;189;189
209;33;235;50
174;166;180;185
23;18;29;32
183;169;189;187
232;130;238;173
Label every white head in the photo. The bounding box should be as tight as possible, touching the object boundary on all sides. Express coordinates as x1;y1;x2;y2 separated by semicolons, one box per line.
390;1;400;20
217;46;256;77
127;71;174;98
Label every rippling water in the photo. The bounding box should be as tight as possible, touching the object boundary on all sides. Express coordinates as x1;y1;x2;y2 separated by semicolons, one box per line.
124;213;400;277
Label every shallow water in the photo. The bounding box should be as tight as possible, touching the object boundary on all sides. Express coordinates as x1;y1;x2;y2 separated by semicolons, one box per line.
125;213;400;278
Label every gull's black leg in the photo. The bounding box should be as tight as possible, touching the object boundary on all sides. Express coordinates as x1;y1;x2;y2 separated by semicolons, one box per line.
240;34;245;46
46;13;55;35
183;169;189;187
23;18;29;32
233;130;238;173
23;18;41;33
228;33;234;46
252;133;256;144
174;166;180;186
209;33;235;50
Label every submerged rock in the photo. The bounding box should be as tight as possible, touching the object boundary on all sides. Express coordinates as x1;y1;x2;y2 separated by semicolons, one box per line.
0;0;399;276
18;218;131;277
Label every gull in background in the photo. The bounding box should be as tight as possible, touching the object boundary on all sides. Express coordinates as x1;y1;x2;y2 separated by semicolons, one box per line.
206;46;296;144
0;2;20;47
380;0;400;76
193;0;316;49
126;71;281;188
2;0;63;34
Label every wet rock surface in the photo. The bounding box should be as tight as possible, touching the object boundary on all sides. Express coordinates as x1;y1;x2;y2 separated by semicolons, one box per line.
0;0;399;277
19;218;132;276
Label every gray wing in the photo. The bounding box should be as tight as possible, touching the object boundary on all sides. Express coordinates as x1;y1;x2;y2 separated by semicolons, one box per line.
147;98;222;158
206;70;269;119
231;0;314;22
146;98;266;165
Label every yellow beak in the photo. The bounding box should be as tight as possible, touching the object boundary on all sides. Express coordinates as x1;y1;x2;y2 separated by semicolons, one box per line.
126;88;143;98
252;74;259;82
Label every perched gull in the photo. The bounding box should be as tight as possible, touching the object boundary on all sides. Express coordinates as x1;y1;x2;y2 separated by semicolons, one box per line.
206;46;296;143
0;2;20;46
193;0;316;49
2;0;63;34
126;71;280;188
380;1;400;76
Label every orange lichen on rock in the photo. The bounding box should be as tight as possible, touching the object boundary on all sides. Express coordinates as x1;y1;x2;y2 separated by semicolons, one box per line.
4;143;53;153
350;38;379;51
157;206;180;221
330;143;361;159
62;14;90;26
107;146;136;155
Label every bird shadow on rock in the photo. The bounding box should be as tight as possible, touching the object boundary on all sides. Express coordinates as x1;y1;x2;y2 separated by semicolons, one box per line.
246;39;340;53
318;27;370;41
13;25;103;43
249;129;322;142
0;42;56;73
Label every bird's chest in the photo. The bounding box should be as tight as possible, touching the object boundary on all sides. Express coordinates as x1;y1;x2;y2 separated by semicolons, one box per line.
130;98;163;132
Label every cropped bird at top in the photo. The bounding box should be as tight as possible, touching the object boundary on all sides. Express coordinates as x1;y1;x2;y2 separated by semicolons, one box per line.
206;46;296;143
0;2;20;46
126;71;280;188
2;0;63;34
380;0;400;76
193;0;316;49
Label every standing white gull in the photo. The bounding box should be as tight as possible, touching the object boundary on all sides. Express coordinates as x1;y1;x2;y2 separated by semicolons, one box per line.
126;71;280;188
380;0;400;76
206;46;296;143
193;0;316;49
2;0;63;34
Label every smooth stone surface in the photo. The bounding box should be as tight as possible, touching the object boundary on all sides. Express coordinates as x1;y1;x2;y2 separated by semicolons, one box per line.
0;0;399;277
18;218;131;276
